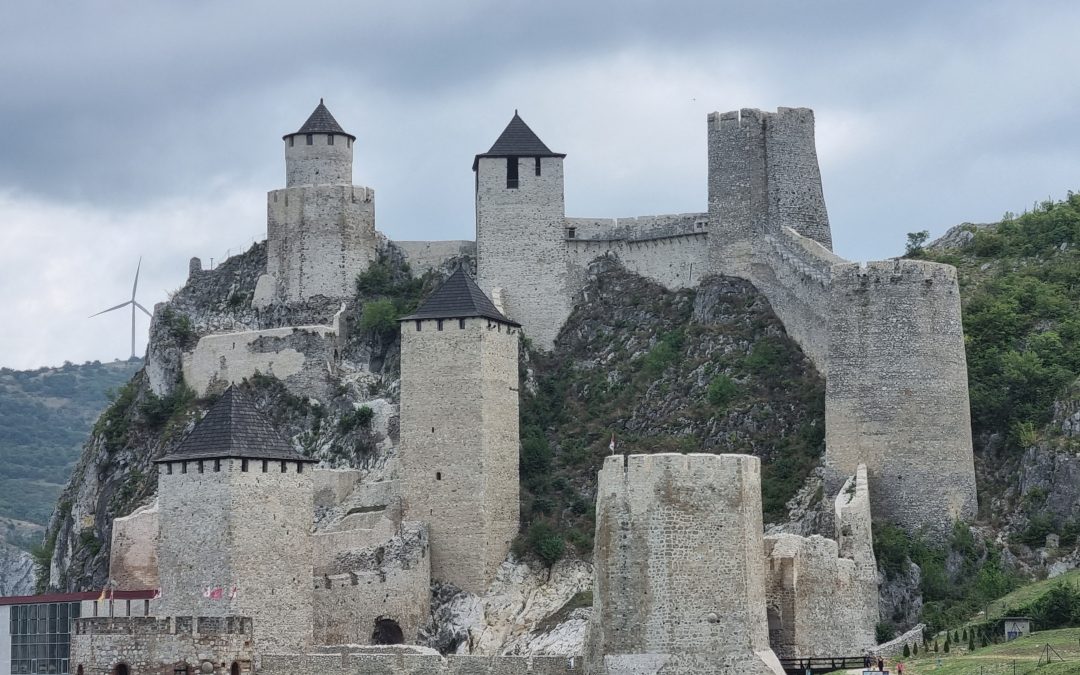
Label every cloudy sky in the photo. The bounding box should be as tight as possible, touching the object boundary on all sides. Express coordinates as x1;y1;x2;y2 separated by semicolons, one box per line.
1;1;1078;369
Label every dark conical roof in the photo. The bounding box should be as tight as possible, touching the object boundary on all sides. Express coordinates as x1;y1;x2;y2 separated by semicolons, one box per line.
156;387;313;463
283;99;355;140
472;111;565;170
400;268;518;325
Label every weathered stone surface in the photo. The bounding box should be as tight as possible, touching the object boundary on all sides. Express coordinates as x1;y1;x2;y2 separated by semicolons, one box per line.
109;500;159;590
585;453;784;675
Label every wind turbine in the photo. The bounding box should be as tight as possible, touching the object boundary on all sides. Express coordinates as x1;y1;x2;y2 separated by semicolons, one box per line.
91;257;153;359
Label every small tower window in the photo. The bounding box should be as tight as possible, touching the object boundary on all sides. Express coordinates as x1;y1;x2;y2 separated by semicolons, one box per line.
327;134;334;146
181;462;187;474
436;472;442;481
262;460;268;473
280;461;287;473
197;460;204;474
348;138;352;148
415;320;422;331
214;459;221;472
567;227;576;239
306;134;313;145
506;156;519;189
241;459;249;472
166;463;173;475
535;157;542;176
437;319;444;331
288;137;294;147
297;462;304;473
459;318;465;329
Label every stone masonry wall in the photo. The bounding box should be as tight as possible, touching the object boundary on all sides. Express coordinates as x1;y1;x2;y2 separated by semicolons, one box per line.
585;453;783;675
565;232;708;296
181;324;337;398
267;184;377;302
260;652;579;674
400;316;519;594
393;240;477;275
156;458;313;651
825;260;978;533
762;107;833;249
707;109;767;279
109;500;160;591
476;155;570;350
285;132;353;188
72;616;254;675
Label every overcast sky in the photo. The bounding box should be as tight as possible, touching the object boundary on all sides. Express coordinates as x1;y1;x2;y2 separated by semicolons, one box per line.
1;1;1078;370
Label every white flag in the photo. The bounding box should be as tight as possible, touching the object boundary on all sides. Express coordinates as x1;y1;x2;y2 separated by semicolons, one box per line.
609;434;616;453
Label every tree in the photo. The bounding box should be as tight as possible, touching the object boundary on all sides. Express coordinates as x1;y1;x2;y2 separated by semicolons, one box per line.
968;634;975;652
905;230;930;257
903;644;911;658
944;636;951;653
912;642;919;656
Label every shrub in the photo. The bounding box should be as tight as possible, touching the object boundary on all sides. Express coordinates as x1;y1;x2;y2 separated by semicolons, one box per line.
902;644;910;658
876;622;895;644
526;521;565;567
359;299;399;340
706;375;739;409
521;433;553;477
337;405;374;434
905;230;930;257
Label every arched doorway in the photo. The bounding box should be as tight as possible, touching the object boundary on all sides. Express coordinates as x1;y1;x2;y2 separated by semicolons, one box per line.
113;664;129;675
372;617;404;645
230;662;241;675
76;667;84;675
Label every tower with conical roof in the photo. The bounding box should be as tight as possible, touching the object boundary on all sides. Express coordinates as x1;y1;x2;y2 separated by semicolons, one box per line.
473;112;569;350
263;99;377;303
154;387;316;651
398;268;520;593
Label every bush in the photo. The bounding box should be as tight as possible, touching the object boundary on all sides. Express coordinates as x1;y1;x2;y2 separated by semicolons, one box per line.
902;644;910;658
526;521;565;567
706;375;739;409
876;622;895;644
521;433;553;477
905;230;930;257
359;299;399;340
337;405;374;434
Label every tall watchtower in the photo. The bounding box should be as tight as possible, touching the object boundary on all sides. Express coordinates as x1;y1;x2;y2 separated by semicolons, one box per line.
473;112;569;350
266;100;377;303
154;387;316;651
398;269;520;594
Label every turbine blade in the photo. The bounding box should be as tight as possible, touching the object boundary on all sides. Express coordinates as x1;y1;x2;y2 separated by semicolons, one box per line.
90;300;132;318
133;301;152;318
132;256;142;299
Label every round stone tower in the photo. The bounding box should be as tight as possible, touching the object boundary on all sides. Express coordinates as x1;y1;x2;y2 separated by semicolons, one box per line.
264;100;377;303
585;453;784;675
283;98;355;187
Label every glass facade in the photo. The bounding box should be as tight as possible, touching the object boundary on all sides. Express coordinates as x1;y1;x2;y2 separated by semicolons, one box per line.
8;602;80;675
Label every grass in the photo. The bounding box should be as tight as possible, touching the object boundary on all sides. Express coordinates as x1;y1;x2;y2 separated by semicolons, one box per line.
965;570;1080;627
902;628;1080;674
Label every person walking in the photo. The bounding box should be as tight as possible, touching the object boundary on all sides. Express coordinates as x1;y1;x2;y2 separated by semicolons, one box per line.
877;656;885;672
896;660;904;674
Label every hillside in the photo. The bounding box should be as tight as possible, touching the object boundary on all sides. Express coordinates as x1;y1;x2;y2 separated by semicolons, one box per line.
0;359;142;531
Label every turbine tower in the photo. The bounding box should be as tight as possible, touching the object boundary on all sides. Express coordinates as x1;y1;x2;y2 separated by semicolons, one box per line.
91;257;152;359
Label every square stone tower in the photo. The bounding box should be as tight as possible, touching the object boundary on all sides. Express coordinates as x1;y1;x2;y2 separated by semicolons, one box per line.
154;387;316;651
399;268;520;594
473;112;570;350
263;100;377;303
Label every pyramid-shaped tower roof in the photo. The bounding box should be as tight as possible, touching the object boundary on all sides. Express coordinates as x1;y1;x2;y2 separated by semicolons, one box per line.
156;386;313;463
472;111;565;170
283;99;356;141
400;268;519;326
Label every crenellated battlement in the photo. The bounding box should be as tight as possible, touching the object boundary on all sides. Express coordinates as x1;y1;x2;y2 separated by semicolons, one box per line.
74;615;253;636
832;258;959;286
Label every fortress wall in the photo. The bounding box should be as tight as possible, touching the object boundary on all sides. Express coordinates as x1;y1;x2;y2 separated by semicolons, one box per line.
109;501;160;591
564;212;707;241
826;260;977;534
267;185;377;302
313;469;364;510
763;534;876;659
73;616;254;675
834;464;876;576
586;453;783;675
707;109;767;279
260;653;578;674
476;155;570;350
762;108;832;249
392;240;476;274
750;226;845;373
285;132;353;187
565;232;708;296
400;317;519;594
181;325;336;399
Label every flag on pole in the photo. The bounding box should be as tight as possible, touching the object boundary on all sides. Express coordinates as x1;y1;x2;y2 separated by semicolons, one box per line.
96;587;107;603
609;434;616;454
202;587;212;598
229;586;238;599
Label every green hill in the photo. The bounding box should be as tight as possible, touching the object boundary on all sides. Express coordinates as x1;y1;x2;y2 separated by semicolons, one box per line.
0;359;142;538
906;627;1080;675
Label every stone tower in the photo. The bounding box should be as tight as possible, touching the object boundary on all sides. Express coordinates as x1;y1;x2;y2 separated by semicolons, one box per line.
706;107;833;278
154;387;316;651
474;112;569;350
585;453;784;675
264;100;377;303
398;268;520;594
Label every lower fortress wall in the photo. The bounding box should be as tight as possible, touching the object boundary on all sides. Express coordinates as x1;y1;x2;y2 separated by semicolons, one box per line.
109;501;160;591
393;240;476;274
586;453;783;675
260;653;578;674
182;324;339;398
73;617;255;675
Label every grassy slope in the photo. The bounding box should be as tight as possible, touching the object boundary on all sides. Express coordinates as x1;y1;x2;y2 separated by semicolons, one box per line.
904;628;1080;675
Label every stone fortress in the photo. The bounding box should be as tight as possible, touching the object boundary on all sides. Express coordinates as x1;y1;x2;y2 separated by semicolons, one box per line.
73;100;978;674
